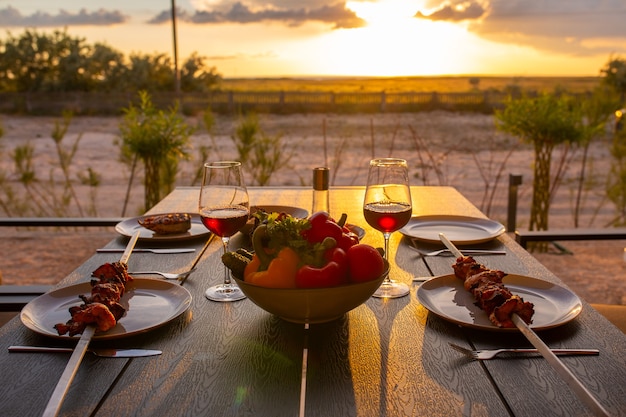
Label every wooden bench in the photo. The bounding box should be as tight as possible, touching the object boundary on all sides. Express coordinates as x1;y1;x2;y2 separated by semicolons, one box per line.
515;228;626;249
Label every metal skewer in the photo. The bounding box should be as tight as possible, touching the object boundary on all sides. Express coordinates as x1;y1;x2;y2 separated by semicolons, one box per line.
42;231;140;417
438;232;610;417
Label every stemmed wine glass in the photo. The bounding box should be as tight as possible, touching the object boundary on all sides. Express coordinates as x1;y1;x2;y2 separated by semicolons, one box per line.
363;158;413;298
199;161;249;302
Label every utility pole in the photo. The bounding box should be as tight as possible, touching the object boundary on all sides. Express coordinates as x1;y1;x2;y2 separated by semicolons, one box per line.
171;0;180;95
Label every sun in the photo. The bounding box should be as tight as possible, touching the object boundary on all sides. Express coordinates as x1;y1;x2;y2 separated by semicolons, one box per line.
301;0;471;76
346;0;420;24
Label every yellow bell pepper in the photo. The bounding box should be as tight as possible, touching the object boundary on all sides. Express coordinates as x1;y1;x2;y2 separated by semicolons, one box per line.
244;247;300;288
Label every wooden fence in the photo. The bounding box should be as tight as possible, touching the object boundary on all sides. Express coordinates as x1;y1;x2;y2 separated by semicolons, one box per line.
0;90;527;115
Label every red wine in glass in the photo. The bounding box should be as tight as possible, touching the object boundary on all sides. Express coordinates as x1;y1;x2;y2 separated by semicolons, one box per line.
363;158;412;299
200;207;249;237
199;161;249;302
363;202;412;233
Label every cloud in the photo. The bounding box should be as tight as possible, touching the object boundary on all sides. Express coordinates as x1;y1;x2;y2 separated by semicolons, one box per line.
149;1;365;29
416;0;626;56
0;6;127;27
415;1;486;21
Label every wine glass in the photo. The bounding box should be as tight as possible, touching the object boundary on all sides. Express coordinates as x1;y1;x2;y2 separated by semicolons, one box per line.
199;161;249;302
363;158;413;298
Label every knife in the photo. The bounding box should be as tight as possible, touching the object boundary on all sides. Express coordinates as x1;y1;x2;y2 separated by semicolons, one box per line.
97;248;195;254
8;346;162;358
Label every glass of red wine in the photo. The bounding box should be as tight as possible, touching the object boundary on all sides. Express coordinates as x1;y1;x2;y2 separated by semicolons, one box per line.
199;161;250;302
363;158;412;298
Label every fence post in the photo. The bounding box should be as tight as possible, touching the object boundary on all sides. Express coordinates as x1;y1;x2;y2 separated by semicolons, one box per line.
380;91;386;112
507;174;523;232
431;92;439;110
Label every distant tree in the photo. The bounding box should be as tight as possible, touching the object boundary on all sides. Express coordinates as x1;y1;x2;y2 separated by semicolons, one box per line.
0;29;222;94
86;44;126;92
495;93;585;233
0;29;127;92
123;53;175;92
600;56;626;103
0;29;78;92
180;53;221;92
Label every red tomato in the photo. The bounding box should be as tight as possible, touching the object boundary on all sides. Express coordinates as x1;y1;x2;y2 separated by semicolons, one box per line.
347;244;385;283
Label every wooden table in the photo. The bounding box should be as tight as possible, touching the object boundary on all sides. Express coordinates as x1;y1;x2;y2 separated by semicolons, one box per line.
1;186;624;417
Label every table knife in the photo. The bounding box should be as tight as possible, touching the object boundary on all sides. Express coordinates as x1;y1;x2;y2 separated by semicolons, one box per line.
97;248;195;254
8;346;162;358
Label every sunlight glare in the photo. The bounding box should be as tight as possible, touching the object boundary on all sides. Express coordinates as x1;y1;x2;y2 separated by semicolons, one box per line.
308;1;470;77
346;0;421;24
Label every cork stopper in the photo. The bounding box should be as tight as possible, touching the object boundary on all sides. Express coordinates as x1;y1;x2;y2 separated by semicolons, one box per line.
313;167;329;191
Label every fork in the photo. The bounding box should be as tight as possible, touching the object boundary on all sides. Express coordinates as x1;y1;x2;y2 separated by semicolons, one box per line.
129;268;197;280
448;343;599;360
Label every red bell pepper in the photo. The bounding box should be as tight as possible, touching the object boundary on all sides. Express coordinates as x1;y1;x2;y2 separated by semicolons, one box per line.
303;211;343;243
295;247;348;288
303;211;359;252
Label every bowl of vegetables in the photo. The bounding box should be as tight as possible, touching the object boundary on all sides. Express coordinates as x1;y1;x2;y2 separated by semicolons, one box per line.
224;211;388;323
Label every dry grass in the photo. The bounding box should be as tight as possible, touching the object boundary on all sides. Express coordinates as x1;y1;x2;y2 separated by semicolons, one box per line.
221;76;601;93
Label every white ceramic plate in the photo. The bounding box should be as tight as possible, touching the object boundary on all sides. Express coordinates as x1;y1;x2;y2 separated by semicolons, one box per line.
21;279;192;340
400;215;505;244
346;224;365;240
417;274;582;332
250;205;309;218
116;213;210;242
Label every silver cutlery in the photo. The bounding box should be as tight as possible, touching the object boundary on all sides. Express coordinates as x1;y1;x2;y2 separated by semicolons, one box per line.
129;268;197;280
448;343;599;360
97;248;195;254
408;246;506;256
8;345;162;357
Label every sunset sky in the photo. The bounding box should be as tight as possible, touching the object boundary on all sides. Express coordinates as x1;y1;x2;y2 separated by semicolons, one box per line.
1;0;625;78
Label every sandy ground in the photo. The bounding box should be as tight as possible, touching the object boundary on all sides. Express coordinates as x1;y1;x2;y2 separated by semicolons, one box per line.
0;112;624;305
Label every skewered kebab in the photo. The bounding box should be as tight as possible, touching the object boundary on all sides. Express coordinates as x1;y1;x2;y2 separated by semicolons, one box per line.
54;261;132;336
452;255;534;328
441;233;610;417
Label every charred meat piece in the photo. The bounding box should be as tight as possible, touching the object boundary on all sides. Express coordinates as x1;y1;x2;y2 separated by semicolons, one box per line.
452;256;534;328
138;213;191;235
54;262;133;336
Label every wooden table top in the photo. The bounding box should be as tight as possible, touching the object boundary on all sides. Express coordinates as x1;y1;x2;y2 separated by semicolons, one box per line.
1;186;624;417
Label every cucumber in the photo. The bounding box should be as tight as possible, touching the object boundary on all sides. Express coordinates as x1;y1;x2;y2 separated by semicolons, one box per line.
222;251;252;280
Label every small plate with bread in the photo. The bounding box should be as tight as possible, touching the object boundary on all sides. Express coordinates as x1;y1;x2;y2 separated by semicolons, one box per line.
116;212;210;241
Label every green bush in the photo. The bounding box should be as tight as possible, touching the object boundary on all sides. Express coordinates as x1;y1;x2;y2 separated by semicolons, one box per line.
119;91;194;213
